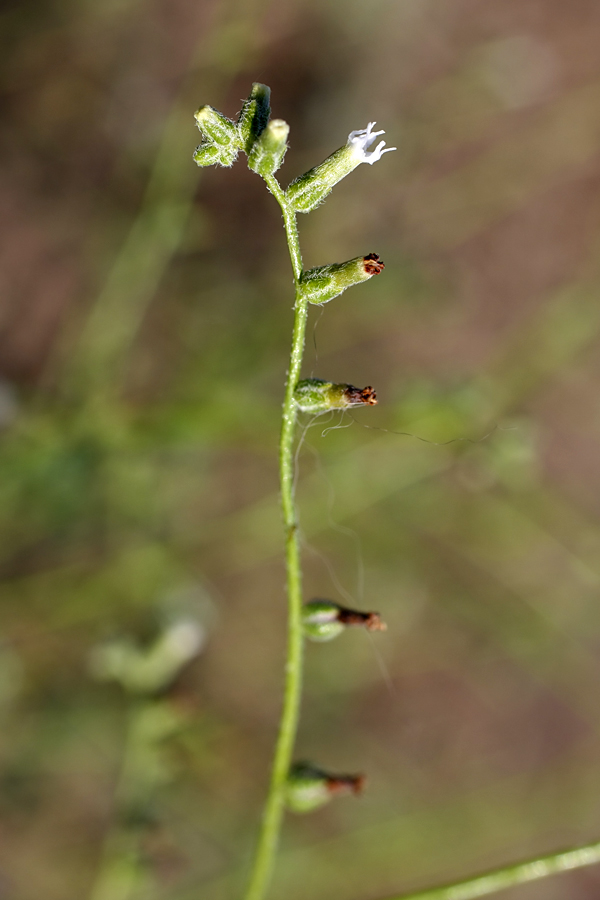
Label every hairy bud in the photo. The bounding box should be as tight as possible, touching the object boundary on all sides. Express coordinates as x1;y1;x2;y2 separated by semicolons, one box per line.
237;82;271;153
194;106;238;147
248;119;290;176
193;141;238;168
193;106;240;168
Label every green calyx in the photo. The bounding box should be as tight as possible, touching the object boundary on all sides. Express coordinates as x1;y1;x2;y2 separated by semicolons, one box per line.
286;121;395;210
300;253;385;305
193;84;276;170
294;378;377;414
286;762;364;814
303;600;345;642
303;599;387;642
194;106;240;168
248;118;289;176
193;141;238;168
286;144;360;213
194;105;238;147
237;82;271;153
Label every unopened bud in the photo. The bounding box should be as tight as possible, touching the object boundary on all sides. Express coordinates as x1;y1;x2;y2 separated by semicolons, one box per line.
286;762;365;813
300;253;384;305
193;106;240;168
193;141;238;168
294;378;377;414
237;83;271;153
195;106;238;147
303;599;386;642
248;118;290;176
286;122;395;213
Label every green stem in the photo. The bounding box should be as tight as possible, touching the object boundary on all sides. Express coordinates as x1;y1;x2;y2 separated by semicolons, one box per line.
379;840;600;900
242;175;307;900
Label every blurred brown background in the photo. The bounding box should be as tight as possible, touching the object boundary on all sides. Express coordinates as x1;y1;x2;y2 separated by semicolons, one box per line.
3;0;600;898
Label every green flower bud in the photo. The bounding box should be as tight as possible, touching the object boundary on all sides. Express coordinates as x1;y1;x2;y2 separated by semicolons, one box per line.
237;82;271;153
286;122;396;213
303;599;386;642
294;378;377;414
194;105;239;148
193;106;240;168
286;762;365;814
248;118;290;176
300;253;384;305
193;141;238;168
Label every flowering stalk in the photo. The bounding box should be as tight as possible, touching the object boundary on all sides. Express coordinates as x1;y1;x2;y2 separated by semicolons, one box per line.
193;82;600;900
194;84;393;900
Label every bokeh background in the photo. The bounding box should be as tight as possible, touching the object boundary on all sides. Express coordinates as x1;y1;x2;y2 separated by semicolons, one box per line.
3;0;600;898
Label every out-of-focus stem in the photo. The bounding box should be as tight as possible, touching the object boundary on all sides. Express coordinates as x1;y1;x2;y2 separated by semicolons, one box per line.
379;840;600;900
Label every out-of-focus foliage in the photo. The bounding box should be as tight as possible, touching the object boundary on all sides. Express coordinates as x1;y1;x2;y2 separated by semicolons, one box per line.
3;0;600;898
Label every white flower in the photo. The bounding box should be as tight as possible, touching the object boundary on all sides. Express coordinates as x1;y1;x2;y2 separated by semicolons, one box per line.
287;120;397;212
347;122;396;165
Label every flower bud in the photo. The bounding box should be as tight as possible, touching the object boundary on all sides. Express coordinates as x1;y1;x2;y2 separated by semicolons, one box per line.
237;83;271;153
303;599;386;642
194;105;239;147
294;378;377;414
248;118;290;176
193;106;240;168
193;141;238;168
286;122;396;213
300;253;384;305
286;762;365;814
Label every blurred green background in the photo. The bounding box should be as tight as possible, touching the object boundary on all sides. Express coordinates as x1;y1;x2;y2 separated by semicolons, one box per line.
3;0;600;898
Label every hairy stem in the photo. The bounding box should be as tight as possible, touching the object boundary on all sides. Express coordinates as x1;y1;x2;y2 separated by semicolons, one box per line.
379;840;600;900
242;174;306;900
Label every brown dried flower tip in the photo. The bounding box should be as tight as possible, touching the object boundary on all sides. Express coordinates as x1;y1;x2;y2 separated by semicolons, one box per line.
337;607;387;632
345;385;377;406
328;772;366;796
303;599;387;641
294;379;377;413
300;253;386;305
363;252;385;275
286;762;366;813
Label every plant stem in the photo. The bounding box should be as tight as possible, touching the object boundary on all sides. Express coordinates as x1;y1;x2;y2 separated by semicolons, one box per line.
378;840;600;900
242;175;307;900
